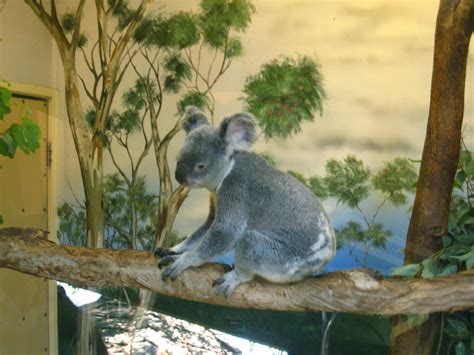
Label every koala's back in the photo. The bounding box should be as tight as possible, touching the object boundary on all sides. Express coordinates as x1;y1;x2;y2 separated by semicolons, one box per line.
220;151;327;233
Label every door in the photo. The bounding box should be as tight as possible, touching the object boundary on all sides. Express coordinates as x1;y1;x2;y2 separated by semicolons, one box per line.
0;95;52;354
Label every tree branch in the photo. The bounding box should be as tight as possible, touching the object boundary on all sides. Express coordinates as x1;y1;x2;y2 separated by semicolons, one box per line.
1;228;473;315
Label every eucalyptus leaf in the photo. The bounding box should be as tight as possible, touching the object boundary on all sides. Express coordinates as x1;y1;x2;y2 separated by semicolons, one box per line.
392;263;420;277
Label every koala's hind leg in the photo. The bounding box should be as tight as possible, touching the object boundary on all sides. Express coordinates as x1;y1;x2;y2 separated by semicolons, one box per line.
235;229;331;284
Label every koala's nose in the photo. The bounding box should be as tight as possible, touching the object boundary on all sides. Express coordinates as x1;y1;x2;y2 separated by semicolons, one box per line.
175;162;188;185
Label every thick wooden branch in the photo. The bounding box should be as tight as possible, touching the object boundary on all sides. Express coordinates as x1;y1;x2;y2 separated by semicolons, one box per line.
1;228;473;315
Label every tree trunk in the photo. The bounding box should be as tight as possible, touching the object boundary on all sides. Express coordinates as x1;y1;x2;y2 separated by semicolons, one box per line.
390;1;474;353
2;228;474;315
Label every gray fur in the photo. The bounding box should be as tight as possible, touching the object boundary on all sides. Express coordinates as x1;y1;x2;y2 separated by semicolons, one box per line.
159;110;336;297
182;106;210;133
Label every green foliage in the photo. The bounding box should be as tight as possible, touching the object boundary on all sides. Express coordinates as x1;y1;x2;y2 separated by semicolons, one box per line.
60;12;76;33
0;86;41;159
394;147;474;280
0;85;41;224
58;173;159;250
163;53;192;93
96;79;153;140
372;158;417;206
110;0;137;30
0;86;12;119
260;154;413;267
57;203;86;247
392;263;421;277
199;0;254;48
443;312;474;355
305;155;415;266
308;176;330;200
324;155;370;208
226;37;243;58
336;221;392;253
242;55;326;139
134;12;200;48
177;91;209;115
390;145;474;352
77;33;89;48
60;12;88;48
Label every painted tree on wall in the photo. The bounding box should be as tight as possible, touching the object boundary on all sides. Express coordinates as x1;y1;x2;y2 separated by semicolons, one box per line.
24;0;153;248
121;0;256;248
101;1;327;249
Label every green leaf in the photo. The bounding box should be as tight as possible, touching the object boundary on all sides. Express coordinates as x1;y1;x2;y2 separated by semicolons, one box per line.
0;132;17;158
392;263;420;277
437;263;458;276
9;117;41;155
447;318;469;334
0;215;3;224
455;341;466;355
177;91;209;114
0;86;12;120
466;255;474;269
406;314;429;329
421;259;436;279
442;235;453;247
465;162;474;177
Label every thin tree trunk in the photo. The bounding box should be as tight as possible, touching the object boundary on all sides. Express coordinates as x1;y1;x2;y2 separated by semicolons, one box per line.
390;1;474;353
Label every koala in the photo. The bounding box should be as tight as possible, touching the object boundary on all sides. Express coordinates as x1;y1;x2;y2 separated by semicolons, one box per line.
155;107;336;298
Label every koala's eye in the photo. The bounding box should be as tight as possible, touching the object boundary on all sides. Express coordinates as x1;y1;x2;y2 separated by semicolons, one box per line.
195;163;206;172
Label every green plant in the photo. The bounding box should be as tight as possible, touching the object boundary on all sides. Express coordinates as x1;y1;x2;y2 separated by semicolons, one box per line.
58;173;163;250
0;86;41;159
242;55;326;138
296;155;417;267
0;84;41;224
392;144;474;354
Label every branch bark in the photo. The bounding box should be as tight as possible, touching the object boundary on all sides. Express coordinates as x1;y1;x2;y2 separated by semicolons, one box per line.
1;228;474;315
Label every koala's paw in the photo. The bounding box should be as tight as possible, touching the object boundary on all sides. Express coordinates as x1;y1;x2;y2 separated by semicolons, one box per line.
154;247;179;258
213;274;238;298
160;256;189;282
158;255;178;269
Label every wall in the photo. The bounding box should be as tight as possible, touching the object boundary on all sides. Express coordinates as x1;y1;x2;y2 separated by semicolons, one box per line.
1;0;473;268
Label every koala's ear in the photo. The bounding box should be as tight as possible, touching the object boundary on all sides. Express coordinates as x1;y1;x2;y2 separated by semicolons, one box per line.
219;112;258;152
182;106;210;134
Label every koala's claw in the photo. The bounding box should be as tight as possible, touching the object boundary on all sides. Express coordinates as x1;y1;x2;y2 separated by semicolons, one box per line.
158;255;178;269
213;276;237;298
212;277;226;288
154;247;179;258
222;264;234;273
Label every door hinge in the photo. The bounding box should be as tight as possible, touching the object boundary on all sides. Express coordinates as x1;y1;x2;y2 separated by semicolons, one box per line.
47;142;52;167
